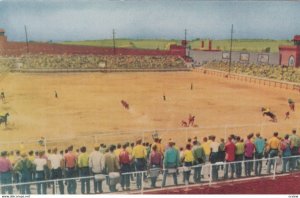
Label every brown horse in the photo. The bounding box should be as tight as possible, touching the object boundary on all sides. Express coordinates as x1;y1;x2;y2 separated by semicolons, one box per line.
121;100;129;110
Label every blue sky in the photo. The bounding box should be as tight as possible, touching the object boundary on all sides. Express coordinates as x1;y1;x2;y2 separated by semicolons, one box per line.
0;0;299;41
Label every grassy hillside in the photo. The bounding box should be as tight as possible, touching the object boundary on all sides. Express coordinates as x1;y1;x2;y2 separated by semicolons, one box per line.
62;39;181;50
61;39;293;53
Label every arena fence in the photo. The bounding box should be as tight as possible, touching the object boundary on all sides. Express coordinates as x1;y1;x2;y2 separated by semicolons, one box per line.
195;68;300;92
10;67;191;73
0;156;299;194
0;121;299;152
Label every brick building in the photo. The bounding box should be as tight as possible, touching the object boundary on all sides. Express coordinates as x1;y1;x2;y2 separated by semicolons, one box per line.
279;35;300;67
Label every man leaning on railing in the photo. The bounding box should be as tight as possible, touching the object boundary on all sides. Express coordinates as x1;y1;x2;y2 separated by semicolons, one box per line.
162;139;179;187
0;151;13;194
289;129;300;171
132;138;147;190
78;146;90;194
48;148;65;194
192;140;205;183
14;152;34;194
224;137;236;179
89;144;105;194
254;133;266;176
267;132;281;174
64;146;77;194
281;135;292;173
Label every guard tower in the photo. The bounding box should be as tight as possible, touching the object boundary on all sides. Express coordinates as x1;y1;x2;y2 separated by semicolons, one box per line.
279;35;300;67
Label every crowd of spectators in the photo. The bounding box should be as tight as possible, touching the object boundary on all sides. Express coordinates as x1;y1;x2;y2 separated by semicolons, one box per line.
0;55;185;70
202;61;300;83
1;129;300;194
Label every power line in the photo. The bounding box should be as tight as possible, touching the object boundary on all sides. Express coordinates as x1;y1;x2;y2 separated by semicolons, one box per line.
184;29;187;58
112;29;116;55
229;24;234;74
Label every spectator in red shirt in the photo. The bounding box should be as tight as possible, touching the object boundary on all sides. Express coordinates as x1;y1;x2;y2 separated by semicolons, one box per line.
119;144;131;191
224;137;236;179
64;146;77;194
149;144;162;188
244;135;255;176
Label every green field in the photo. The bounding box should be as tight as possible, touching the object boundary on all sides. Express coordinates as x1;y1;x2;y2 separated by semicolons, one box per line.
61;39;293;53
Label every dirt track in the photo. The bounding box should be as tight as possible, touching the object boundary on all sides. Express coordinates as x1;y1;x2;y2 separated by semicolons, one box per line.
0;71;299;151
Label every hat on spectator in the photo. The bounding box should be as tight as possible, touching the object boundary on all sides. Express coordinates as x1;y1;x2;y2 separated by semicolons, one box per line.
94;143;100;148
168;138;175;143
21;152;27;157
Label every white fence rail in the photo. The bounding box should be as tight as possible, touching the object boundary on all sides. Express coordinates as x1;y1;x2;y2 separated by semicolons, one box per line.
0;156;299;194
195;68;300;92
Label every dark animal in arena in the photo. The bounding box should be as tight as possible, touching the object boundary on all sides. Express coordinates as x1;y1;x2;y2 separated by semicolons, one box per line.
188;114;195;127
181;120;188;127
288;98;295;111
261;107;277;122
0;113;9;126
285;111;290;120
121;100;129;110
0;92;5;102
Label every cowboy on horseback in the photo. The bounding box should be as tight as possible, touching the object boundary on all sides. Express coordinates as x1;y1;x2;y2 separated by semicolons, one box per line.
288;98;295;111
261;107;277;122
0;92;5;102
0;113;9;126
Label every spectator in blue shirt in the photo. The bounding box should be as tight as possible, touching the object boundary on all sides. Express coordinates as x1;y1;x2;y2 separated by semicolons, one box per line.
162;139;179;187
254;133;266;176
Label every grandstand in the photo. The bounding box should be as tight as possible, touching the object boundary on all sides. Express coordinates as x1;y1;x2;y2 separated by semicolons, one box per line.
1;27;300;195
5;54;186;71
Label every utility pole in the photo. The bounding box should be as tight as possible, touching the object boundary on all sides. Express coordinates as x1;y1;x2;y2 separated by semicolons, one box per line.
184;29;187;58
24;25;29;53
112;29;116;55
229;24;234;74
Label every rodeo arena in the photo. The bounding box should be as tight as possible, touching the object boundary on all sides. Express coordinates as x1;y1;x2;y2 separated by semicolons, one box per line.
1;27;300;195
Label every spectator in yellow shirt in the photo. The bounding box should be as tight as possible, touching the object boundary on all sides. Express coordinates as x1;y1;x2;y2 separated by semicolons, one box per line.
183;144;194;184
78;147;90;194
132;138;146;189
114;144;122;160
267;132;280;174
202;137;211;162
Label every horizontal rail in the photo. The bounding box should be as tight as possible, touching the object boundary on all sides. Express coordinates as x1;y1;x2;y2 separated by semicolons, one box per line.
10;67;191;73
196;68;300;92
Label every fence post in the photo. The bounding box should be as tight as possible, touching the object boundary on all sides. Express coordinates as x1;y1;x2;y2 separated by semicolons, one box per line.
53;180;57;194
273;157;277;180
141;171;144;194
209;164;212;186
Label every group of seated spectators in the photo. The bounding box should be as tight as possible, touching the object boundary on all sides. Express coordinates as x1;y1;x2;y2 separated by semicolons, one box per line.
0;55;185;70
202;61;300;83
0;129;300;194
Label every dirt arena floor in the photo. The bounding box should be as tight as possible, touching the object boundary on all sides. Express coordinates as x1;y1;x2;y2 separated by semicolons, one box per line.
0;71;300;151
